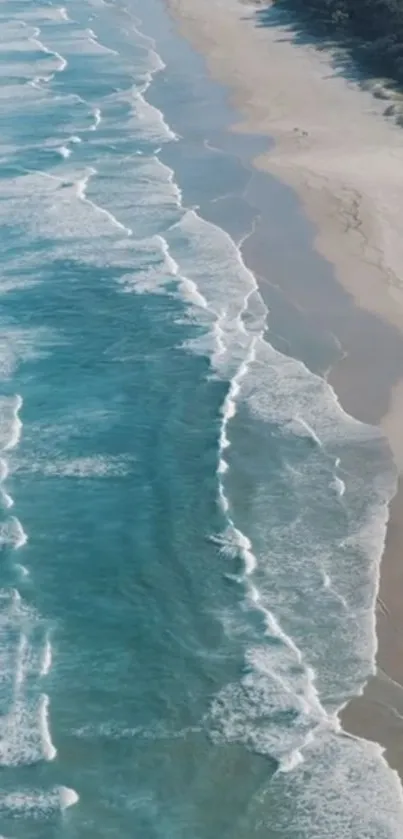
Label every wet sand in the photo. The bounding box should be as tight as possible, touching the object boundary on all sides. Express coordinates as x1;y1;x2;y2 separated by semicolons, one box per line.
165;0;403;782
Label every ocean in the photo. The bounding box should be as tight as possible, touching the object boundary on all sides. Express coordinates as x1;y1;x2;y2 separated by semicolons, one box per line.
0;0;403;835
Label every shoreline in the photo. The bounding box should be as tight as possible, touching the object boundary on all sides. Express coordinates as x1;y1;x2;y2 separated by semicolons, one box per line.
164;0;403;784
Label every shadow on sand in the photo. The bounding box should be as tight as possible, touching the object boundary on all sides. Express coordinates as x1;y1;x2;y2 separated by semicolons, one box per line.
241;1;403;112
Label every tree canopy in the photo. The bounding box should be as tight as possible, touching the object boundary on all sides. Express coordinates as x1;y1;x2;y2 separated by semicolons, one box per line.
273;0;403;83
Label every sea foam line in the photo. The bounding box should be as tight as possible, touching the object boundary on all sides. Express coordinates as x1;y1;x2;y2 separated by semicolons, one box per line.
0;785;79;816
11;517;27;550
195;221;334;769
86;27;118;55
17;4;357;778
58;145;72;159
40;694;57;761
115;40;329;768
99;16;355;773
154;235;208;308
0;459;13;509
3;395;23;452
162;199;358;774
30;29;68;74
215;377;332;770
40;636;52;677
14;632;28;693
66;14;324;768
0;384;56;773
89;106;102;132
133;90;178;143
77;169;132;235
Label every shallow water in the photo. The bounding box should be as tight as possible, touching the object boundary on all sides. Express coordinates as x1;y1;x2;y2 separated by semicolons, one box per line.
0;0;402;836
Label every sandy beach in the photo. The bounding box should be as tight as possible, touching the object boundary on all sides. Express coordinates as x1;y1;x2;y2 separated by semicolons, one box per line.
165;0;403;782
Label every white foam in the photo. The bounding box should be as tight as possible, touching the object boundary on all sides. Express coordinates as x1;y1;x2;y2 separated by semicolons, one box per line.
59;786;79;809
209;655;328;770
0;395;23;452
223;525;256;575
2;168;131;253
322;570;331;589
29;34;68;76
40;636;52;676
0;786;79;816
14;632;28;692
77;168;132;235
0;4;398;826
0;517;27;550
89;106;101;131
157;235;207;307
269;731;403;836
0;589;34;634
131;89;177;143
0;593;50;700
85;27;118;55
156;234;179;276
333;474;346;496
119;235;193;296
27;454;130;478
0;327;51;379
147;47;166;75
218;488;230;517
294;415;323;446
0;622;56;766
0;158;182;265
13;518;27;550
39;694;57;761
58;144;71;159
0;635;57;766
1;491;14;510
0;458;13;509
277;747;304;772
73;719;201;741
158;155;397;786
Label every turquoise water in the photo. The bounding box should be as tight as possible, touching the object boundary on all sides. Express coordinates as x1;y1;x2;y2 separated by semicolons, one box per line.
0;0;403;836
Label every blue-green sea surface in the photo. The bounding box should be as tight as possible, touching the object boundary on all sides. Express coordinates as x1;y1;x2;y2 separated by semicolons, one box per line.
0;0;402;837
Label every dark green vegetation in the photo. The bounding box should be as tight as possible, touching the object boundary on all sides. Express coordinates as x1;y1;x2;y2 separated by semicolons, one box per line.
271;0;403;84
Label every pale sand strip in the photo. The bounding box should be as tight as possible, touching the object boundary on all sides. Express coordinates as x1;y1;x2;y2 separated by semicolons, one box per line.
166;0;403;777
167;0;403;466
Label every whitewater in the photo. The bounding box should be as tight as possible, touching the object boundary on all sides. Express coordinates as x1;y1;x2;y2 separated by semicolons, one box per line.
0;0;401;835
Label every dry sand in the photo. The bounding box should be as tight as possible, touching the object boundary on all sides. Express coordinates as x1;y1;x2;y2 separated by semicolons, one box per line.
167;0;403;465
166;0;403;781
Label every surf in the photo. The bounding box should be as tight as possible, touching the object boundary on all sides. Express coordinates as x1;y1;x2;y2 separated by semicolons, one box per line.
0;0;400;835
